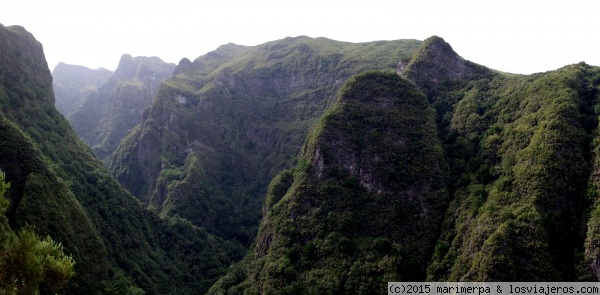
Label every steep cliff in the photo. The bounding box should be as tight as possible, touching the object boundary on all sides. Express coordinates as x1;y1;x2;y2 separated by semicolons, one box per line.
425;63;600;280
9;20;600;294
400;37;600;280
209;71;448;293
66;54;175;159
52;62;112;117
0;23;243;294
108;37;422;245
208;37;600;293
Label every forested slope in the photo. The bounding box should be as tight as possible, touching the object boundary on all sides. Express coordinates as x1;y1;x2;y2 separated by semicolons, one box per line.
5;20;600;295
0;23;244;294
401;37;600;281
210;37;600;293
209;71;448;293
108;37;423;246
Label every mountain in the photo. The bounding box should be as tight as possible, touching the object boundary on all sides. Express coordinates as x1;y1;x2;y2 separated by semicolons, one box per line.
402;37;598;280
209;70;448;293
0;23;244;294
209;36;600;293
7;18;600;294
52;62;113;117
108;36;423;245
63;54;175;159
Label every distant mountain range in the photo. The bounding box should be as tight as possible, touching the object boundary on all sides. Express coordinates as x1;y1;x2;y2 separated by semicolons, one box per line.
2;20;600;294
0;23;242;294
53;55;175;159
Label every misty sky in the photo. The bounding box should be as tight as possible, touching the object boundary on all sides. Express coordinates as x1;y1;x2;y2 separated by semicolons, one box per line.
2;0;598;74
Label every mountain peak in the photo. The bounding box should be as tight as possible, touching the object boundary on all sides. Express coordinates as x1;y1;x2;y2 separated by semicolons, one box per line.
113;54;175;80
118;53;133;64
399;35;490;91
229;71;448;292
0;24;52;105
173;57;193;75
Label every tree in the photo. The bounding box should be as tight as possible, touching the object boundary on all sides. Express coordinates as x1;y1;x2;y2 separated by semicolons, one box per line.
0;170;75;294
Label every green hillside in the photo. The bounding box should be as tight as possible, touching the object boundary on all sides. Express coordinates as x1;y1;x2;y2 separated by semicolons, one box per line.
5;19;600;295
401;37;600;280
108;36;423;246
209;71;448;293
0;23;243;294
425;63;600;281
210;37;600;292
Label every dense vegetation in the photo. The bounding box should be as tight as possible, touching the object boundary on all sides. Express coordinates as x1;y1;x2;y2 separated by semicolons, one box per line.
0;23;244;294
108;36;423;248
208;71;448;293
0;170;76;294
424;62;600;280
210;36;600;292
399;37;600;280
5;20;600;294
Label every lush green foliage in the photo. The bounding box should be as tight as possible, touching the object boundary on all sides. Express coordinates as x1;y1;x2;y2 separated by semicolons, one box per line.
9;20;600;294
0;170;76;294
423;62;600;281
210;36;600;292
0;23;245;294
210;71;448;293
109;36;423;248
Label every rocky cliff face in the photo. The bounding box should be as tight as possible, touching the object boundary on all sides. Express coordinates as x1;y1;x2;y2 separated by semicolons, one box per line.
10;22;600;294
52;62;113;117
214;71;448;294
108;37;422;245
65;54;175;159
210;37;600;293
0;25;53;99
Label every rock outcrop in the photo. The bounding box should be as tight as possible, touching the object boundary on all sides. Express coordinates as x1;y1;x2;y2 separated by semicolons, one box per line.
108;37;423;245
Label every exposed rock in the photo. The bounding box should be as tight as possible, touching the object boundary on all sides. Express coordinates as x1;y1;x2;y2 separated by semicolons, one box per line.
108;37;422;245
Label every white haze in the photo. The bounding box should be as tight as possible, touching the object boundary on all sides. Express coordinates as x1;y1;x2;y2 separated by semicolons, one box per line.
1;0;598;74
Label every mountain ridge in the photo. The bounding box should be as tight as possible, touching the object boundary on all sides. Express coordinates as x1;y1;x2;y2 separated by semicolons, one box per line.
108;36;423;247
6;21;600;294
0;23;245;294
52;62;113;116
57;54;175;159
209;37;600;293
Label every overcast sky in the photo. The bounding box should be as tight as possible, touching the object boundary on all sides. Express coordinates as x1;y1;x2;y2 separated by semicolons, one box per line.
1;0;598;74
